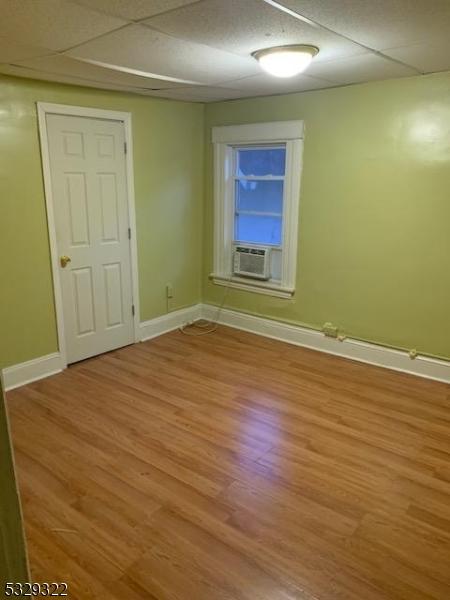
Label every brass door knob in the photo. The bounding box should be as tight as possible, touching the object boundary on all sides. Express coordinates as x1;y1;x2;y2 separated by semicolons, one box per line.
60;255;72;268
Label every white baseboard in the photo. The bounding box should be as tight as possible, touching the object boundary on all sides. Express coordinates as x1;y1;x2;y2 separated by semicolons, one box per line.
4;304;448;389
2;353;63;391
140;304;202;342
2;305;202;391
201;304;450;384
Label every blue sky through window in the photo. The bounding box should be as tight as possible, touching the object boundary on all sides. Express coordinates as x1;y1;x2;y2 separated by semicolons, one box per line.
235;214;282;245
234;146;285;246
236;147;286;177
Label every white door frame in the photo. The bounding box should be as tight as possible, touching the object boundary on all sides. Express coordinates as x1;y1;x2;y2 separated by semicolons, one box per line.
37;102;141;369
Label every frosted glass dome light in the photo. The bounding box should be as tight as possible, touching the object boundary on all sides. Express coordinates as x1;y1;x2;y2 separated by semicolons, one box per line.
252;45;319;78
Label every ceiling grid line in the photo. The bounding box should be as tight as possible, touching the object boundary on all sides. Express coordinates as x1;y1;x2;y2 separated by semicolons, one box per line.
1;0;448;101
262;0;423;74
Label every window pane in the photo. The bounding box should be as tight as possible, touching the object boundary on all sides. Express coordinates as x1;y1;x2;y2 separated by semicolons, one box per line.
236;147;285;176
236;180;283;214
235;214;282;246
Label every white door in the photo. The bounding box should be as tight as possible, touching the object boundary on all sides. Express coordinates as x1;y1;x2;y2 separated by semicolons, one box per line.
46;114;135;364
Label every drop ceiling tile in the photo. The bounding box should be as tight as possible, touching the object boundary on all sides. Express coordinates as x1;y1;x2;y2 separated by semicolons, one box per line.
144;0;364;63
307;53;418;85
0;63;142;94
0;38;53;63
9;55;183;90
276;0;450;50
383;41;450;75
65;24;260;85
71;0;201;21
0;0;126;52
150;86;244;102
217;72;333;97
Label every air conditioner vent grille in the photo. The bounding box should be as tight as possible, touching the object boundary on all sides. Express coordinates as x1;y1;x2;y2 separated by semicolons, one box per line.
240;253;264;274
233;245;271;280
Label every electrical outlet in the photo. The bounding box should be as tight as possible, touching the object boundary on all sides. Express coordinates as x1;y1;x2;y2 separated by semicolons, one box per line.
166;283;173;299
322;322;338;338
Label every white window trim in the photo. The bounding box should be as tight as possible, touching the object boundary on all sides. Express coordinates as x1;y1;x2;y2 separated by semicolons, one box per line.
211;121;304;298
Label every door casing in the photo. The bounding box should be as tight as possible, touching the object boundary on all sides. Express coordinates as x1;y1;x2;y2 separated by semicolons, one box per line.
37;102;140;369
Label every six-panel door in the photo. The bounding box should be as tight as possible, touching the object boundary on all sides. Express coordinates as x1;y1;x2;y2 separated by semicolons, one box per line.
46;114;134;363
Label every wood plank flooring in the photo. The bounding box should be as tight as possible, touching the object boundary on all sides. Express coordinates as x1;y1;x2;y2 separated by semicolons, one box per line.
6;326;450;600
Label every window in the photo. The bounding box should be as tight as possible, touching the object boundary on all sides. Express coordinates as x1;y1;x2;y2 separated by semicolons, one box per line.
234;146;285;247
212;121;304;298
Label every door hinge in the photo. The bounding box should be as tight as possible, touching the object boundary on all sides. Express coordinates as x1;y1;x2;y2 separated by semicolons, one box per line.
124;141;127;154
132;304;135;316
128;227;131;240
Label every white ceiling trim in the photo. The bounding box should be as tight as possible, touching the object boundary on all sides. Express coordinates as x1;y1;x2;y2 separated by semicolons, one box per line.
0;63;159;95
262;0;422;74
71;0;204;23
70;56;202;85
262;0;324;28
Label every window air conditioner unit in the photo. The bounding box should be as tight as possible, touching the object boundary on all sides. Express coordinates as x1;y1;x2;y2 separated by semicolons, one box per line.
233;245;271;280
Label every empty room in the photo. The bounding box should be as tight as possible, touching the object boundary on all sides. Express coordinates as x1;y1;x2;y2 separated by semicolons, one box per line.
1;0;450;598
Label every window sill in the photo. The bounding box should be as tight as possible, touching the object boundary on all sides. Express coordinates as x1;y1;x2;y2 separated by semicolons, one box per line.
210;274;295;298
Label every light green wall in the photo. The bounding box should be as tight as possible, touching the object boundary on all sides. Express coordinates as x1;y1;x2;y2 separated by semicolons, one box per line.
0;377;28;584
0;75;204;368
1;71;449;368
204;72;450;359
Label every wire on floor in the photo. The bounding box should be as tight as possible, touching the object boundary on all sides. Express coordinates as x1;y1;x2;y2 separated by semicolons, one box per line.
179;273;233;336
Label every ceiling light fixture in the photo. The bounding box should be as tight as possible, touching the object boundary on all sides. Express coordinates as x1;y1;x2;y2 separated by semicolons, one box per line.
252;44;319;78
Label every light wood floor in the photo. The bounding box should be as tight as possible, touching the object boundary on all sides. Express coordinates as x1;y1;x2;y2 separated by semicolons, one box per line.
6;326;450;600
